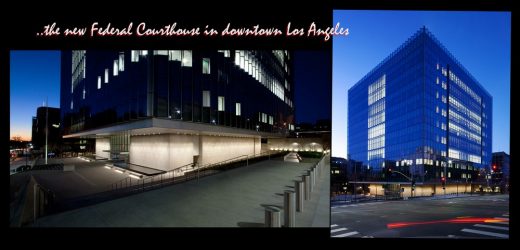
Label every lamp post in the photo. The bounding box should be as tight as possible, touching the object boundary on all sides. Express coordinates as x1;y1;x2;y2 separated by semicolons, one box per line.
444;160;451;195
389;169;413;198
45;98;48;165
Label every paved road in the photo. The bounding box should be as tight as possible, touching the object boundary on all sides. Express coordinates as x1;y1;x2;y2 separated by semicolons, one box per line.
331;194;509;238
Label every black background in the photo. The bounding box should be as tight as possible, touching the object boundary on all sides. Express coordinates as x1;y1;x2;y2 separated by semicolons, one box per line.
2;0;513;246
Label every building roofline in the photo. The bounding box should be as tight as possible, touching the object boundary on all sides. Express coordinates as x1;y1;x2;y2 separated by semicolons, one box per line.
348;27;492;98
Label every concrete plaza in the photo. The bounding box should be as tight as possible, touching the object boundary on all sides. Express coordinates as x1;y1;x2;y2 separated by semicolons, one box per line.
33;155;330;227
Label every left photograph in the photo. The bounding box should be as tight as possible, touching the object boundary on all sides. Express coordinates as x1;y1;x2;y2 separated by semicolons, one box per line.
10;50;331;227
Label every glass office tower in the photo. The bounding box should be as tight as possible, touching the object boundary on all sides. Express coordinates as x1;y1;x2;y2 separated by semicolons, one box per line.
348;27;492;186
60;50;294;171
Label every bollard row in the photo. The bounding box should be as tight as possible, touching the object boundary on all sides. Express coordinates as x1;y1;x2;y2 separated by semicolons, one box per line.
265;156;326;227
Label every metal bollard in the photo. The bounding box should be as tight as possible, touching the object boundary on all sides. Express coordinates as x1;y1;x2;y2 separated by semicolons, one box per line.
265;206;281;227
284;190;295;227
307;169;314;192
294;180;304;212
312;167;318;186
304;175;311;200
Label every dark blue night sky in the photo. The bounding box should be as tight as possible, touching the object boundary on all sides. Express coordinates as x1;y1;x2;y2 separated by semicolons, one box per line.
293;50;332;124
10;51;61;140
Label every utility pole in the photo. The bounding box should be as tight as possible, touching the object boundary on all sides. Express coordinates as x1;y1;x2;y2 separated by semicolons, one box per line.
45;97;48;165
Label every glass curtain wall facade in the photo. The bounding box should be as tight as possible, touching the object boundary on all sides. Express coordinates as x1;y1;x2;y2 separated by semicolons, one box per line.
348;27;492;183
60;50;295;137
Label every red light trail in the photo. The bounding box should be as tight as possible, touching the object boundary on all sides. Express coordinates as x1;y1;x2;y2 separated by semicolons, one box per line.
387;217;507;229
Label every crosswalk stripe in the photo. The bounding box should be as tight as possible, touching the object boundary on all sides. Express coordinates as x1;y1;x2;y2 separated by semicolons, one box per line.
503;214;509;217
461;229;508;238
332;231;359;237
331;224;339;228
474;224;509;231
488;221;509;225
331;228;348;233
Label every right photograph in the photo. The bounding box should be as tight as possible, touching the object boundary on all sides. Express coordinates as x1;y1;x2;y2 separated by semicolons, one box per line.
331;10;510;238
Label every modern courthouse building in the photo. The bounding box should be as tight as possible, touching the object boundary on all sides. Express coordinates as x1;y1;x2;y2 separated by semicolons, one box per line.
347;27;492;197
60;50;294;172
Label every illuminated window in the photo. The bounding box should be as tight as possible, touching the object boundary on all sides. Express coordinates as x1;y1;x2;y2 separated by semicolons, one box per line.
153;50;168;56
82;87;85;99
169;50;181;61
202;91;210;107
218;96;225;111
131;50;139;62
218;50;230;58
104;69;109;83
240;51;245;70
235;103;241;116
448;172;451;178
269;116;273;125
70;100;73;110
113;60;119;76
202;58;211;74
119;52;124;71
234;50;240;66
97;76;101;89
182;50;192;67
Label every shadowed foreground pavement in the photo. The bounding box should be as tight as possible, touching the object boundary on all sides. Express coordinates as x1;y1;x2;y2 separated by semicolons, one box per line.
34;156;330;227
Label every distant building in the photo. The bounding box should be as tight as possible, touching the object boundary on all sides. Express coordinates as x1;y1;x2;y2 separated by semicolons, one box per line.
31;106;61;152
331;157;348;195
265;119;331;156
492;152;510;192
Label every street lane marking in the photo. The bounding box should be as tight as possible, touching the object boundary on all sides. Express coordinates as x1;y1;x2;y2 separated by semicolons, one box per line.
331;224;338;228
488;221;508;225
461;229;508;238
503;214;509;217
474;224;509;231
331;228;348;233
332;231;359;237
331;211;344;214
494;217;509;221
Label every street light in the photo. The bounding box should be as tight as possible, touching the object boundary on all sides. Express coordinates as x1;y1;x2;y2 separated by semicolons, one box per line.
389;169;414;198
